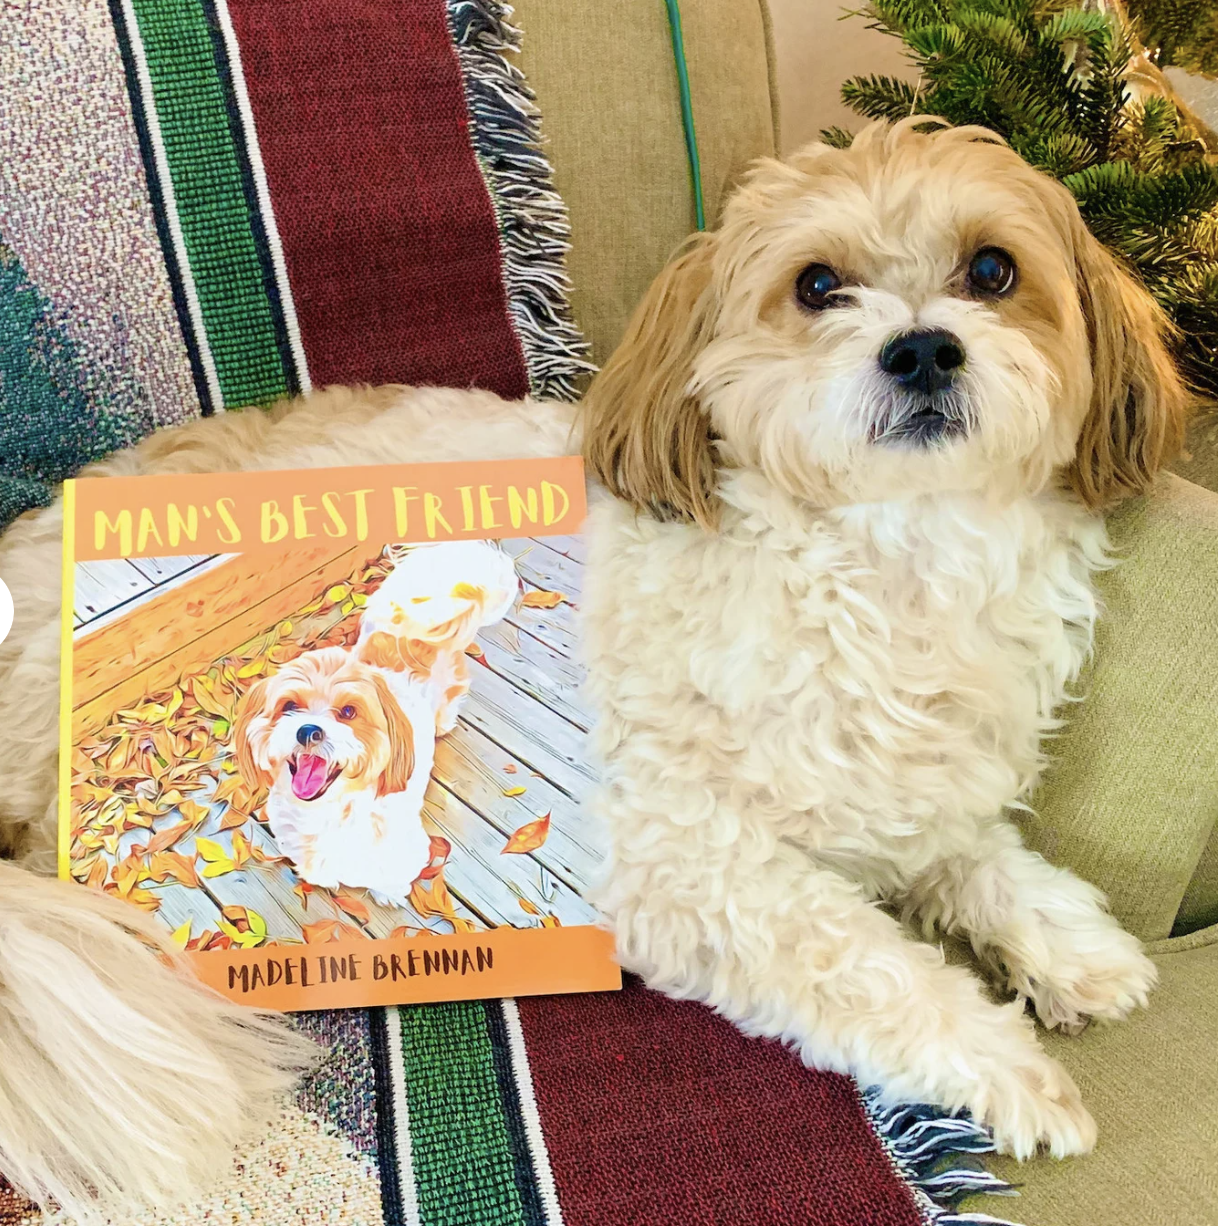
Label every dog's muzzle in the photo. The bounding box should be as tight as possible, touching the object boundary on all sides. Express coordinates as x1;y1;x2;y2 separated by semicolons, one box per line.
873;327;971;446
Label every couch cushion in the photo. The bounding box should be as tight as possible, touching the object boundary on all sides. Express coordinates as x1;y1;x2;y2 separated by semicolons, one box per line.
1176;823;1218;934
1027;474;1218;941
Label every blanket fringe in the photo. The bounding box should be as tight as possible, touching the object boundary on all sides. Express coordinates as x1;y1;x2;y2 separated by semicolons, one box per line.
862;1088;1023;1226
446;0;595;402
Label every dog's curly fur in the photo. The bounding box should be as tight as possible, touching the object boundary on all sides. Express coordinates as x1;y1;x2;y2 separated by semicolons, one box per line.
0;119;1190;1211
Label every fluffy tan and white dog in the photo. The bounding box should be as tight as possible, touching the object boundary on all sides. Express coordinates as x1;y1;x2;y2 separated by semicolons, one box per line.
0;119;1190;1215
233;646;434;905
579;118;1187;1159
232;540;518;903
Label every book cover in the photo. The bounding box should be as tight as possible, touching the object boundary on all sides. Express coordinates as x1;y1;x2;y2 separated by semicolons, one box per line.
58;456;620;1010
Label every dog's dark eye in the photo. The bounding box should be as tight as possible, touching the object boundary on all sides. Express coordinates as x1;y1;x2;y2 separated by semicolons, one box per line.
337;705;357;720
966;247;1017;298
282;701;299;714
795;263;842;311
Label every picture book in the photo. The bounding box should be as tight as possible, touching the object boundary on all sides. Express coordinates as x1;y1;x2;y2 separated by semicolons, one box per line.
59;456;620;1010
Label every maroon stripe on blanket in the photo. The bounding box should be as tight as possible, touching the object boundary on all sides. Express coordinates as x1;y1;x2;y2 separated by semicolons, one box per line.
516;979;924;1226
224;0;531;398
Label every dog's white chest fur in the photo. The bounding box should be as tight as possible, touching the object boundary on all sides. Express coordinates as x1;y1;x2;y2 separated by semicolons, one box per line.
584;476;1107;893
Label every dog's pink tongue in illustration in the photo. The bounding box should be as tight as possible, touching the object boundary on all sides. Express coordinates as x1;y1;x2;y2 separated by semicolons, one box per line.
291;754;329;801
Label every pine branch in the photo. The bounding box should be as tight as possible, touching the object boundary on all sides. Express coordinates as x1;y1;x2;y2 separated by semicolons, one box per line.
1126;0;1218;74
841;74;922;121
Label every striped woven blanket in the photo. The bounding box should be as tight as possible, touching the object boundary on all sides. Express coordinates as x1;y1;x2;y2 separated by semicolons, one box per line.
2;981;1018;1226
1;1;1020;1223
0;0;587;527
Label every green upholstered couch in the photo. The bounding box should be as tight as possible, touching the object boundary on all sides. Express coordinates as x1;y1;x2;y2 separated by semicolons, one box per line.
515;2;1218;1222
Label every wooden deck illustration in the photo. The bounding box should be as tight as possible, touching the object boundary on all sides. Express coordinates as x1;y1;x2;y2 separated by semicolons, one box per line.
70;536;603;945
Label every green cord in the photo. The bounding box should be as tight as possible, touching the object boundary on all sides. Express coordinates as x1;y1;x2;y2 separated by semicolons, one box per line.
663;0;705;231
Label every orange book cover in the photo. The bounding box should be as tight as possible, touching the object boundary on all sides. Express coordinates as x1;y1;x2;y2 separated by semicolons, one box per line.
58;456;620;1010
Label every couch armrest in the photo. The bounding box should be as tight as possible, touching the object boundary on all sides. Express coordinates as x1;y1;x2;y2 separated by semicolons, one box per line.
1025;474;1218;942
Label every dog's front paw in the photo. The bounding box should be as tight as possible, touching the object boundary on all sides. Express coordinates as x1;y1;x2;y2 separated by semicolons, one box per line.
1002;923;1157;1031
974;1044;1096;1160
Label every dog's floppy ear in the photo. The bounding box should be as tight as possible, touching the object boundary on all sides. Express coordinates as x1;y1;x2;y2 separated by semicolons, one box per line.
232;677;274;789
1068;216;1189;508
372;674;415;797
581;234;721;527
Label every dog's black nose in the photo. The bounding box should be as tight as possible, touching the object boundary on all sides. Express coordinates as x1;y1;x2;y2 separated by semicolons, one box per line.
879;329;965;394
296;723;325;748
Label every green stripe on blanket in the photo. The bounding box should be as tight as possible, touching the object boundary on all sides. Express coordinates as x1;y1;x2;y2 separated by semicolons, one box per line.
123;0;291;406
398;1001;530;1226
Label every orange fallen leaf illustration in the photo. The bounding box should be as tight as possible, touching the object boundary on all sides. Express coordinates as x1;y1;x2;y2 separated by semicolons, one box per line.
144;819;193;854
219;905;268;948
111;853;145;899
302;920;359;944
85;857;108;890
231;783;261;814
218;806;247;831
293;881;314;910
334;893;371;923
105;875;161;912
104;739;134;776
188;676;230;720
520;590;567;609
178;799;211;826
147;851;201;889
409;869;461;923
501;812;551;855
417;835;452;881
230;830;255;869
222;905;251;928
211;773;245;806
517;897;541;916
249;843;292;867
502;763;518;775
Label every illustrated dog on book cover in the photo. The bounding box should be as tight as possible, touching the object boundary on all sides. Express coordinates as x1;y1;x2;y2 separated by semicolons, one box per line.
232;541;518;905
0;120;1193;1218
